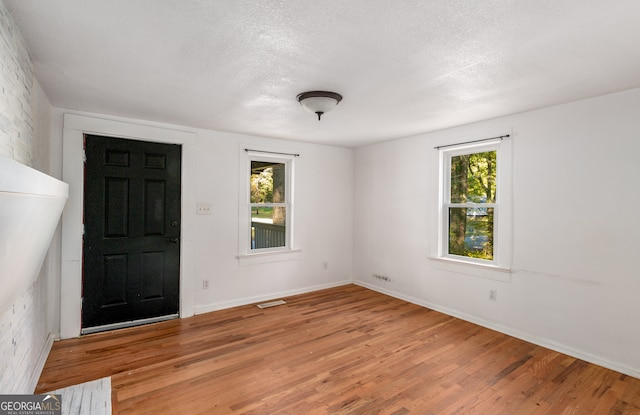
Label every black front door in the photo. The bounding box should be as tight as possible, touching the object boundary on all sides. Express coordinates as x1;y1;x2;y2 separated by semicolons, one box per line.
82;134;181;331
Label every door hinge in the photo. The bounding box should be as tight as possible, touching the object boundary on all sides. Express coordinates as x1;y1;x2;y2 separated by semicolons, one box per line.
82;149;87;163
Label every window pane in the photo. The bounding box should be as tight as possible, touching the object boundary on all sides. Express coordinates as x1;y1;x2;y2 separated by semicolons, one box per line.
450;151;496;203
250;161;285;203
448;207;494;260
251;207;286;249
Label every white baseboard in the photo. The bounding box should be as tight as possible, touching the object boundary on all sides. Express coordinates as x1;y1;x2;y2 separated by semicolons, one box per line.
194;279;353;315
29;332;55;393
354;280;640;380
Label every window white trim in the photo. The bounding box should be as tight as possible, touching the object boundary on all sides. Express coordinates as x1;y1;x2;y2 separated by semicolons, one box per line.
431;136;513;280
236;249;302;265
428;255;512;282
238;147;298;262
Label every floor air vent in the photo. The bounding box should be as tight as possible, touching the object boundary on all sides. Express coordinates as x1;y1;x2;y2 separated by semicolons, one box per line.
256;300;287;309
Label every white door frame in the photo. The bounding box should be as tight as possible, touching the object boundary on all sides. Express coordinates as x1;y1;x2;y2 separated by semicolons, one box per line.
60;113;196;339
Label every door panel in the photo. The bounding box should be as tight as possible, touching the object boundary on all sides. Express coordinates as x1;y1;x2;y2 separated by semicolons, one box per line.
105;177;129;237
82;135;181;330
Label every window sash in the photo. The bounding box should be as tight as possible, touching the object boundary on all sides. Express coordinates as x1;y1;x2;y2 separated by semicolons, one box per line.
445;204;496;263
250;205;288;250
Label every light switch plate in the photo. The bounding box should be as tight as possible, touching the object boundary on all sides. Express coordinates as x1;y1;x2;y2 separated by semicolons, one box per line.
196;203;212;215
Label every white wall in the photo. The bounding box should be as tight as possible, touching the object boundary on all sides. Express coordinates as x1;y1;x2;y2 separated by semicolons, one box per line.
354;87;640;378
0;1;57;393
50;109;355;336
193;130;354;311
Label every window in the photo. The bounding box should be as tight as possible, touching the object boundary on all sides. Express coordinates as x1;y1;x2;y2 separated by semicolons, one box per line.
238;150;296;260
250;159;289;250
446;149;497;262
437;138;512;272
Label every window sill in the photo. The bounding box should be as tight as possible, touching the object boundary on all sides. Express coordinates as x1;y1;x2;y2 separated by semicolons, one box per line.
237;249;302;266
428;256;512;282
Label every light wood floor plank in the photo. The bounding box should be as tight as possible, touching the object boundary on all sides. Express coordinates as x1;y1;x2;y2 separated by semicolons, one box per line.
37;285;640;414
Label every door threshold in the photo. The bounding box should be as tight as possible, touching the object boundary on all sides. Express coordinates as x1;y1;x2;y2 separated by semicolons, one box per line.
81;314;179;335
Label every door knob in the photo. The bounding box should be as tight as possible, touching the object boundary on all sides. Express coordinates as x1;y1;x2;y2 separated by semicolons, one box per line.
167;237;179;243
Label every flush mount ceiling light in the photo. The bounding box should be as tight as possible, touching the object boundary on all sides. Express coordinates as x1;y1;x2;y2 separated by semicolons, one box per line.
297;91;343;121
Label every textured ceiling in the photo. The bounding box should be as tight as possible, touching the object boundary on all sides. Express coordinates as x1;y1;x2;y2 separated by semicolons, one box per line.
5;0;640;147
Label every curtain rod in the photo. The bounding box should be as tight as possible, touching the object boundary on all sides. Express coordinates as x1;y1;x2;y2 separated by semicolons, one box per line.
244;148;300;157
434;134;510;150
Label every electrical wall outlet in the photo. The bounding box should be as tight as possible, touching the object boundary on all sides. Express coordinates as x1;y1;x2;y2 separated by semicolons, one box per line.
373;274;391;282
203;280;209;289
489;289;497;301
196;203;212;215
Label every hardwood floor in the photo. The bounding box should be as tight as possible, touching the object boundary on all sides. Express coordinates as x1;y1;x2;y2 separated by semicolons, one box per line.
37;285;640;414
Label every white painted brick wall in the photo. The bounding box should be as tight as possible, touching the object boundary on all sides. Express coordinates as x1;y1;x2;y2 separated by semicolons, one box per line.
0;279;47;393
0;1;51;394
0;0;34;166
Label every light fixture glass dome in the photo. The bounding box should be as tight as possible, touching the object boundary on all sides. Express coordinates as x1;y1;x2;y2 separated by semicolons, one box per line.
297;91;342;120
